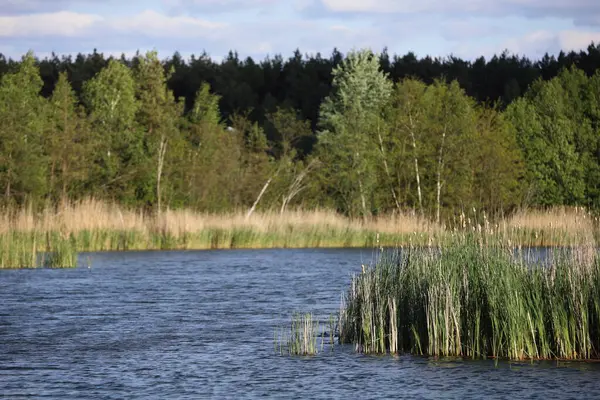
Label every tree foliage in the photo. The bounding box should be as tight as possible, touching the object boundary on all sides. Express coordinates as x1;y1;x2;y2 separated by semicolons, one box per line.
1;46;600;221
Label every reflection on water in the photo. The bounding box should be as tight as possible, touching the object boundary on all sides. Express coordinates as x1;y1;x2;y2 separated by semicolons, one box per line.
1;248;600;399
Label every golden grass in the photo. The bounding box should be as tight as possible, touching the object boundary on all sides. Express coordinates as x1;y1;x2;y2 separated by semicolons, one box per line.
0;199;596;253
0;198;434;237
503;206;594;234
499;206;597;246
0;198;440;253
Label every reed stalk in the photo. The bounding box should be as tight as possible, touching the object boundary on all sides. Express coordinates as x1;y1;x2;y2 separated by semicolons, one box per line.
338;228;600;361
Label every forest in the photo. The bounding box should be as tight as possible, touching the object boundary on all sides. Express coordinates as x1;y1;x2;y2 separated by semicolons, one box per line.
2;43;600;222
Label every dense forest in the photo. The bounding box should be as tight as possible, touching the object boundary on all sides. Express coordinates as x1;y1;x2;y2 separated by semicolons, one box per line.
2;43;600;221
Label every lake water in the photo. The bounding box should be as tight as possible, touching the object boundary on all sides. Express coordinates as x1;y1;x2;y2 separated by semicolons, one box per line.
2;248;600;399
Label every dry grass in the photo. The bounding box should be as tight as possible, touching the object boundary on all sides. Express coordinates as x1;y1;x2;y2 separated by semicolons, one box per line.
0;200;596;257
503;206;594;234
0;198;435;238
498;206;597;246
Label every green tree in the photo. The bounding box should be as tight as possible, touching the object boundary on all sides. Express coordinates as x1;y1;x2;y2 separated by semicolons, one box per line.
472;104;524;213
179;82;242;211
265;107;317;213
388;78;428;212
506;68;587;206
133;51;184;212
316;48;393;217
82;58;141;204
46;71;91;200
0;52;47;205
423;79;477;223
190;82;222;127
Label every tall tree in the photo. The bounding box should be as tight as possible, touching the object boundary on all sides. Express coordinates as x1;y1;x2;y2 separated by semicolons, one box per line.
389;78;428;213
316;48;393;217
0;52;47;205
133;51;183;212
82;59;141;204
472;104;524;213
506;69;587;206
46;71;91;200
424;79;477;223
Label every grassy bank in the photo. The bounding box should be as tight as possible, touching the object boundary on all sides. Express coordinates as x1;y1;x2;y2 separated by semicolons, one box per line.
0;198;435;268
0;199;597;268
338;231;600;361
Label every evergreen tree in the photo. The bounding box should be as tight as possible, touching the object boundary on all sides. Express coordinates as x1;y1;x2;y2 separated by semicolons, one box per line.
0;52;47;205
133;51;184;212
47;71;91;200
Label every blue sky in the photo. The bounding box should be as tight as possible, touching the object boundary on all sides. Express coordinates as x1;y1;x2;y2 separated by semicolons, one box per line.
1;0;600;62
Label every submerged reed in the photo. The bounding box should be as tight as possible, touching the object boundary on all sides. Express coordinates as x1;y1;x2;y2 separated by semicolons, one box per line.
339;232;600;361
277;312;320;356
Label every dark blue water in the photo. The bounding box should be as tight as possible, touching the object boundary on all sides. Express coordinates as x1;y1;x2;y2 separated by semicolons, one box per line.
2;248;600;399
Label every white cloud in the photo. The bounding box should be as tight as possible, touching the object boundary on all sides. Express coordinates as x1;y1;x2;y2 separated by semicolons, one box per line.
162;0;278;13
319;0;600;21
0;0;110;14
113;10;227;38
496;29;600;59
0;11;101;37
0;10;227;39
559;30;600;50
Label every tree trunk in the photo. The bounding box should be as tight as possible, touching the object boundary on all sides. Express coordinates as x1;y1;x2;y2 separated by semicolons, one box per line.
246;176;273;219
408;114;423;214
156;136;167;215
62;159;68;200
436;125;447;225
358;178;368;218
5;154;11;201
5;174;10;201
377;131;401;212
49;159;56;200
280;159;318;214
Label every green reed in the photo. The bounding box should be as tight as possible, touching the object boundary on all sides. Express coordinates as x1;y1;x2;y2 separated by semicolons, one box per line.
339;232;600;361
276;312;320;356
275;312;341;356
0;231;77;268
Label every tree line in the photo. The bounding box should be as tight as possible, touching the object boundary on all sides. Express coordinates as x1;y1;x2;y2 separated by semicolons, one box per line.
1;45;600;221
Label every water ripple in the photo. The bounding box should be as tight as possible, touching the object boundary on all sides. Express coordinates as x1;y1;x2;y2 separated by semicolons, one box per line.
2;248;600;399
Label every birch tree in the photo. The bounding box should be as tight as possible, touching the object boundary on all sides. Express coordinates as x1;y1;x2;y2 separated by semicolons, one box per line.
390;78;428;213
316;48;393;217
424;79;477;223
83;59;141;203
133;51;183;213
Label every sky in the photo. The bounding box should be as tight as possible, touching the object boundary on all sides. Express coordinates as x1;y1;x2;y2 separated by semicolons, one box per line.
1;0;600;62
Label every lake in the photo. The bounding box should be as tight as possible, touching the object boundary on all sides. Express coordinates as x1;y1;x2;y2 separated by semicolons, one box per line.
2;248;600;399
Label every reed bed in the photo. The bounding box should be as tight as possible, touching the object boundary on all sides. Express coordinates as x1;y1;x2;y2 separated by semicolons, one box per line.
498;206;598;247
0;199;597;268
338;232;600;361
0;198;435;268
275;312;338;356
276;312;321;356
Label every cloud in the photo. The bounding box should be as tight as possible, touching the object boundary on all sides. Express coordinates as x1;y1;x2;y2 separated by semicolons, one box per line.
318;0;600;22
1;0;599;63
114;10;227;38
0;11;101;37
0;10;227;39
496;29;600;59
439;18;499;41
0;0;109;15
162;0;278;14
